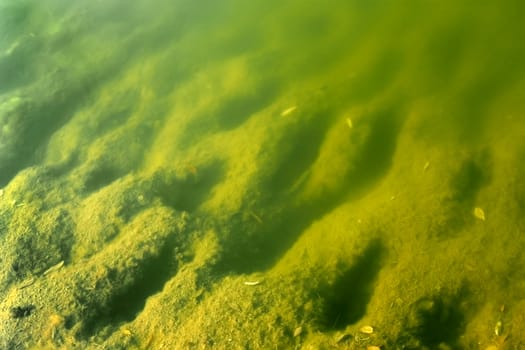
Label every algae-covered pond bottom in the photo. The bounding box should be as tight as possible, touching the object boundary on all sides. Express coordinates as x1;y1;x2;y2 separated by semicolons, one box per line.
1;0;524;349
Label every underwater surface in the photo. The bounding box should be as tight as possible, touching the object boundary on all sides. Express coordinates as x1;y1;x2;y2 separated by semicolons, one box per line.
1;0;524;349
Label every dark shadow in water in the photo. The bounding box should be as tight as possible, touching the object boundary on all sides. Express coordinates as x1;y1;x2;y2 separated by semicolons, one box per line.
210;106;335;273
79;236;178;338
406;287;471;348
449;151;492;206
91;90;140;136
177;79;281;150
346;106;404;199
80;124;159;196
0;38;41;93
83;167;124;194
320;239;385;330
216;82;280;130
269;110;335;194
220;103;404;274
438;150;492;237
347;49;402;103
447;45;525;142
0;67;131;188
153;160;225;213
413;18;471;95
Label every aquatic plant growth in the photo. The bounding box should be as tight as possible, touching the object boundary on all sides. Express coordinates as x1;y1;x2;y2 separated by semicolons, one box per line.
1;0;524;349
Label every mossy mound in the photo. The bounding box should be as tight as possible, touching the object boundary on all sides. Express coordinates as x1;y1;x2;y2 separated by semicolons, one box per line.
1;0;525;349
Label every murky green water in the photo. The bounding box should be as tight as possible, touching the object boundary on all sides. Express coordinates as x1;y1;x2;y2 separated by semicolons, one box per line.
1;1;524;349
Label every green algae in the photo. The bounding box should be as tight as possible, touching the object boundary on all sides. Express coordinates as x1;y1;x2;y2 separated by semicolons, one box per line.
1;0;525;349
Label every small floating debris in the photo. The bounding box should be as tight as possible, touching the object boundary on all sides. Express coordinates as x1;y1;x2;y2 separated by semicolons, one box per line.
367;346;381;350
293;326;303;337
48;314;65;340
43;260;65;276
11;199;25;207
473;207;486;221
18;277;35;290
346;117;353;129
494;320;503;336
280;106;297;116
423;161;430;171
335;332;352;343
359;325;374;334
248;211;263;224
121;328;133;337
243;280;261;286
